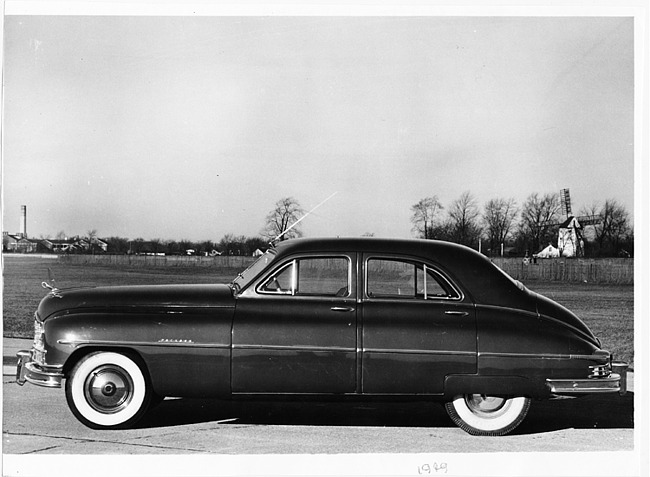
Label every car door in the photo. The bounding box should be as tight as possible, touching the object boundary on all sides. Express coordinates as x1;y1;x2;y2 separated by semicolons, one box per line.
231;254;358;394
361;255;477;395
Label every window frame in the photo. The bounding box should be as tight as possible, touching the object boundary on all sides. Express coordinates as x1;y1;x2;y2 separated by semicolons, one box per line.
364;255;463;301
256;254;353;298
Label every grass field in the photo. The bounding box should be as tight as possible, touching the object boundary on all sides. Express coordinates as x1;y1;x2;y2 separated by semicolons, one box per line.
2;255;634;368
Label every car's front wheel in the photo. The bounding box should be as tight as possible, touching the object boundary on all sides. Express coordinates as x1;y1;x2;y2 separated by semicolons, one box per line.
445;394;531;436
65;351;152;429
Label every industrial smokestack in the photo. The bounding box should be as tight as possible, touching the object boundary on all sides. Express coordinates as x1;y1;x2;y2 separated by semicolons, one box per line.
20;205;27;238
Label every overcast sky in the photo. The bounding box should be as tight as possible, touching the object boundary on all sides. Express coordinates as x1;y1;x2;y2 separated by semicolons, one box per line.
1;13;636;242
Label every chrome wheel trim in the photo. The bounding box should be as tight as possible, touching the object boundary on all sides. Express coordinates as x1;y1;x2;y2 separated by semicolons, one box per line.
464;394;510;418
84;365;134;414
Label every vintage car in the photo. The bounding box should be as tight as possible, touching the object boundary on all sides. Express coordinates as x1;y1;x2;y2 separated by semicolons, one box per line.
17;237;628;436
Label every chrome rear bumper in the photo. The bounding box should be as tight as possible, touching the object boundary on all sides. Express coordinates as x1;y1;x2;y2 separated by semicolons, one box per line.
16;350;63;388
546;362;629;396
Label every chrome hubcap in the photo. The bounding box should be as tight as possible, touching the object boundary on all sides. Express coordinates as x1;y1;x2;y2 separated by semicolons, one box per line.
465;395;508;416
84;365;133;414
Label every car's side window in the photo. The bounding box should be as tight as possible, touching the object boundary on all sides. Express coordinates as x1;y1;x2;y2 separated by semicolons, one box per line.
366;258;459;300
367;259;415;297
259;257;350;297
296;257;349;296
259;261;294;294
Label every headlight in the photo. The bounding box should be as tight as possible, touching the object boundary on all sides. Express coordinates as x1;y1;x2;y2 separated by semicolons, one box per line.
33;314;46;364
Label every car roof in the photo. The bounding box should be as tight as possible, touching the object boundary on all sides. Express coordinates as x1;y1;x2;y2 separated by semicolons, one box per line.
271;237;533;309
273;236;467;256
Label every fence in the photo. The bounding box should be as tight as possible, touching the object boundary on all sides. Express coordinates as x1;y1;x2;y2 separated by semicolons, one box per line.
59;254;257;270
58;254;634;284
491;257;634;284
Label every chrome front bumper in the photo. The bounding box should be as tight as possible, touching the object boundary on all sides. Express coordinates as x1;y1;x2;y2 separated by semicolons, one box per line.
16;350;63;388
546;362;629;396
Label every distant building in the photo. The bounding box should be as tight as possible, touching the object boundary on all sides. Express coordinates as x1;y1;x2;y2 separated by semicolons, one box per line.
37;237;108;254
2;233;40;253
40;238;80;253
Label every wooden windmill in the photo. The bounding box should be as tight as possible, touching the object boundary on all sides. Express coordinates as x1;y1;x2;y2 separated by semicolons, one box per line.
554;189;601;257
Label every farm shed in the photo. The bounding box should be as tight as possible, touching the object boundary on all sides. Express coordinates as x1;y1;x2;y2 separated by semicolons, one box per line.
2;233;40;253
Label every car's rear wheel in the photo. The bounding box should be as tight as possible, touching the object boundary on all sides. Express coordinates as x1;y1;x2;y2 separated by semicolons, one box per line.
65;351;151;429
445;394;531;436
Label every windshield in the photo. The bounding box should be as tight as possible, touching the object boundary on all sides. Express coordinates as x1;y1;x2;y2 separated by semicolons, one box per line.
230;249;277;294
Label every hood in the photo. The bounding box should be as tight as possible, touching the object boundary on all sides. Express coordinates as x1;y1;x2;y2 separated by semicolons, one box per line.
37;284;234;320
534;292;600;347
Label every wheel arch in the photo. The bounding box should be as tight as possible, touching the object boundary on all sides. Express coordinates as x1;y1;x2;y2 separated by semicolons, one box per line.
444;374;549;399
63;345;151;383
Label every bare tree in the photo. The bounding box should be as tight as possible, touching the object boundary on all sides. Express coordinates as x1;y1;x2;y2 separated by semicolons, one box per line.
411;196;444;239
586;199;631;255
262;197;305;242
483;198;519;255
150;238;163;254
447;191;482;247
86;229;98;254
519;192;561;253
219;233;248;255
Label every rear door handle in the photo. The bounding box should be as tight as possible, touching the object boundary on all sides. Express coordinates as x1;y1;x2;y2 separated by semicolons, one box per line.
444;310;468;316
331;306;355;312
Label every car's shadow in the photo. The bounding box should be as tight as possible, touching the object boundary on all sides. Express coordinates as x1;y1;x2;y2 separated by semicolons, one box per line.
138;392;634;434
513;392;634;435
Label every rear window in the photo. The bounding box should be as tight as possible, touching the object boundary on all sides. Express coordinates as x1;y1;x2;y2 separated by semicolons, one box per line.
366;258;459;299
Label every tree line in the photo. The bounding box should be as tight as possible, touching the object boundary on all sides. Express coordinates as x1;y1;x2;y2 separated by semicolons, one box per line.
411;191;633;257
49;193;632;258
86;197;305;256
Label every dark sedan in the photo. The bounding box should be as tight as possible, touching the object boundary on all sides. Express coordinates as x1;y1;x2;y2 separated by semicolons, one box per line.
17;238;627;435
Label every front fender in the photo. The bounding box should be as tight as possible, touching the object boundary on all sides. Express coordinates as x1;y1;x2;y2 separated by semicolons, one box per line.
44;306;234;397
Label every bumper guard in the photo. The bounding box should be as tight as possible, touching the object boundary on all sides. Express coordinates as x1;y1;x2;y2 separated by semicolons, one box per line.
16;350;63;388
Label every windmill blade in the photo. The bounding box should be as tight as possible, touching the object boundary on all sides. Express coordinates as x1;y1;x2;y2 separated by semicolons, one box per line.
576;214;602;226
560;188;572;218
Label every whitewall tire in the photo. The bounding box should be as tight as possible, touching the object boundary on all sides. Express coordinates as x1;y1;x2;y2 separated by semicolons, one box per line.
65;351;151;429
445;395;531;436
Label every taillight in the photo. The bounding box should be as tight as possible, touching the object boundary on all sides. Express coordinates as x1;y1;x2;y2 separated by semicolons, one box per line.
588;364;611;378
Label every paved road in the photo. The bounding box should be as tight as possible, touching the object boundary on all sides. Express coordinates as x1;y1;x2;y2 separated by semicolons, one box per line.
2;338;636;476
3;379;635;453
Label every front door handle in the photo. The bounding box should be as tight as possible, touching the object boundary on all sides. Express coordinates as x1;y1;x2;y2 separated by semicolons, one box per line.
444;310;468;316
331;306;355;312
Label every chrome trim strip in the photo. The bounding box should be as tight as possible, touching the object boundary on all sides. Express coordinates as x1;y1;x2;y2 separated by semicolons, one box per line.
363;348;475;356
233;344;355;353
479;352;606;360
232;344;357;353
57;339;229;349
474;304;538;319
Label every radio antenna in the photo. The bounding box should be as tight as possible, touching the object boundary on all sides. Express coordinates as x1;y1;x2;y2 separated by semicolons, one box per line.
270;192;338;245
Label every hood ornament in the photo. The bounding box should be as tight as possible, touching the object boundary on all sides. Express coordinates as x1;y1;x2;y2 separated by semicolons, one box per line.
42;268;62;298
